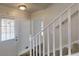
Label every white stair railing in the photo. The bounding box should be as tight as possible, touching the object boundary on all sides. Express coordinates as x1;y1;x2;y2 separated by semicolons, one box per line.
43;31;45;56
47;28;50;56
39;34;41;56
67;9;72;55
52;24;55;56
36;36;38;56
59;16;62;56
29;3;77;56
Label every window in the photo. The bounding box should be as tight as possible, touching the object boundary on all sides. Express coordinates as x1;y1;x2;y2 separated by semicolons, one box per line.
1;18;15;41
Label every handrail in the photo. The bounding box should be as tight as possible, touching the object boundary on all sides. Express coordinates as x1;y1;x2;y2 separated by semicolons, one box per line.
31;3;74;39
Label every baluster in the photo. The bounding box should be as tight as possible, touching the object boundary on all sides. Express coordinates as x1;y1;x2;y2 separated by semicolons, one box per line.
78;4;79;43
53;24;55;56
68;9;71;55
43;31;45;56
29;36;32;56
47;28;50;56
36;36;38;56
59;17;62;56
33;39;35;56
39;34;41;56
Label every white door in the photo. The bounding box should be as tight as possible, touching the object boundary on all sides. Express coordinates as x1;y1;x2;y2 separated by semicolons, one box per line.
0;17;18;56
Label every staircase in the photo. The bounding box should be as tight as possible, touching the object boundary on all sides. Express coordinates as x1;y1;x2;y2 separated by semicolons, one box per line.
20;42;79;56
22;3;79;56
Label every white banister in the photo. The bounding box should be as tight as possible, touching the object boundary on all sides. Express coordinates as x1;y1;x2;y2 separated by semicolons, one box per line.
30;4;75;56
33;39;35;56
36;37;38;56
47;28;50;56
59;17;62;56
39;34;41;56
43;31;45;56
29;36;32;56
53;24;55;56
68;9;72;55
78;4;79;44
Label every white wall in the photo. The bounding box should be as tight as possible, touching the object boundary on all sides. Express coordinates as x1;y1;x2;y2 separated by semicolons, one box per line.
31;3;72;36
31;3;71;26
17;18;30;54
0;5;30;55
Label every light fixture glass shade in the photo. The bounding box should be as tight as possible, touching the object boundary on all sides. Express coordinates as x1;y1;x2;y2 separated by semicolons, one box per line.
18;5;26;10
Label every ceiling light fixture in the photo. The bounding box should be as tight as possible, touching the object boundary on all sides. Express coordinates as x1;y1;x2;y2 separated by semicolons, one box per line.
18;5;26;10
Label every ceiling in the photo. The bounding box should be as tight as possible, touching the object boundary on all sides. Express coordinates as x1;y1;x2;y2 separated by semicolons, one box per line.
0;3;52;13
